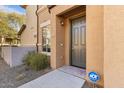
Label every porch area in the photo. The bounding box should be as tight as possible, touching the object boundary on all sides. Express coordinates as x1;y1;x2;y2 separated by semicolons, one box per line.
19;66;86;88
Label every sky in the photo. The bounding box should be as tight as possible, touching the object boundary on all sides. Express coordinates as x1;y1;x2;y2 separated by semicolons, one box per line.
0;5;26;15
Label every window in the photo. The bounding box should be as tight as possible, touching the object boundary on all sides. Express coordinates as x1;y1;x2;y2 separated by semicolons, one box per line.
42;25;51;52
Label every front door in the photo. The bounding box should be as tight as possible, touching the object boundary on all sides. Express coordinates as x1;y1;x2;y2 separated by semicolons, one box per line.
71;17;86;68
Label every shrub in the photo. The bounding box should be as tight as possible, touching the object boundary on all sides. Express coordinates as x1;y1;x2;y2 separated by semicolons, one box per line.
23;51;36;66
23;51;49;71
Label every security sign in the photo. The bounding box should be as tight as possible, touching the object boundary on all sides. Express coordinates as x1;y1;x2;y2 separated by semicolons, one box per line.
88;72;100;83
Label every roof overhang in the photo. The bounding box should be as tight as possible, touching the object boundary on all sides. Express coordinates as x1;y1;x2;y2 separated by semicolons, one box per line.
20;5;28;9
47;5;56;13
47;5;55;9
18;24;26;35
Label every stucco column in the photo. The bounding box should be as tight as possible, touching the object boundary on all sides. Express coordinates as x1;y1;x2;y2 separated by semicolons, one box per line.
50;14;65;69
104;6;124;88
86;5;104;87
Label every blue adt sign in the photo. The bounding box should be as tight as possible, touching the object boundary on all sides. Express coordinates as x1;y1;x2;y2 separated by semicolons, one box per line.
88;72;100;83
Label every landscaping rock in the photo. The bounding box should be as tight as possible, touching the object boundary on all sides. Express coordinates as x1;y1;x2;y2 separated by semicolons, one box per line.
0;57;52;88
15;73;26;81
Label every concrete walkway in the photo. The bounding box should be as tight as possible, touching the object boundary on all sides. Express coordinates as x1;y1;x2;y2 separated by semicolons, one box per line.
19;66;86;88
58;66;86;79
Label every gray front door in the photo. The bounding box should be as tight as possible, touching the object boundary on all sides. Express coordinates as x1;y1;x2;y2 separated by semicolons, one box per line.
71;17;86;68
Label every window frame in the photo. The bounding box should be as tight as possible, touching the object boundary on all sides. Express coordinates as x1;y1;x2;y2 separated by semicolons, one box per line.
40;20;51;55
41;25;51;55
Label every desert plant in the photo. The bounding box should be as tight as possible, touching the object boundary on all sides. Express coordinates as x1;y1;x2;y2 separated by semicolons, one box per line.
23;51;49;71
23;51;36;66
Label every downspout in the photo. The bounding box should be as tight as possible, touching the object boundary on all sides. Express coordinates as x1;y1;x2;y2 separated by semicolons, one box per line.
36;5;39;53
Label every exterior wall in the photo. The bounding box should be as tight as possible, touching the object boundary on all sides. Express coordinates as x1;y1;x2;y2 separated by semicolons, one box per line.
50;5;77;69
104;6;124;88
37;5;50;52
20;5;37;46
38;5;44;9
86;6;104;86
1;47;12;65
11;46;36;67
64;18;70;66
1;46;36;67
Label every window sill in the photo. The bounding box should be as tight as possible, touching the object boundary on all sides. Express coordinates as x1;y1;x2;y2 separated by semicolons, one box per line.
41;52;51;56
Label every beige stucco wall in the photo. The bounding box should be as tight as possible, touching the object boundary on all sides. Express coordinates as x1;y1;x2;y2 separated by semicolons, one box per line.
20;5;37;46
86;6;104;87
86;5;124;87
38;6;50;23
50;5;77;69
64;18;71;66
104;6;124;88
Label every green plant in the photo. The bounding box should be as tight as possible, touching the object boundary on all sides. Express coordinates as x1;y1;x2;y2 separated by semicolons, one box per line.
23;51;49;71
23;51;35;66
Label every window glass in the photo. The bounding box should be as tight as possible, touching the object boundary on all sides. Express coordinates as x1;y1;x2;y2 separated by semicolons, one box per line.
42;25;51;52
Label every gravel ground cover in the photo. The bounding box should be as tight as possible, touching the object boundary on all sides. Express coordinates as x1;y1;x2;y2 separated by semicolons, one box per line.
0;57;52;88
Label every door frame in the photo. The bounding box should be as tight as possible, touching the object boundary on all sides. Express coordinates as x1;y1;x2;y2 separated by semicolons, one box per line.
69;16;86;69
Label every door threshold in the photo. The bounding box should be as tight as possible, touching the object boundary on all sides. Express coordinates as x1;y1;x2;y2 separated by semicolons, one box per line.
71;65;86;69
